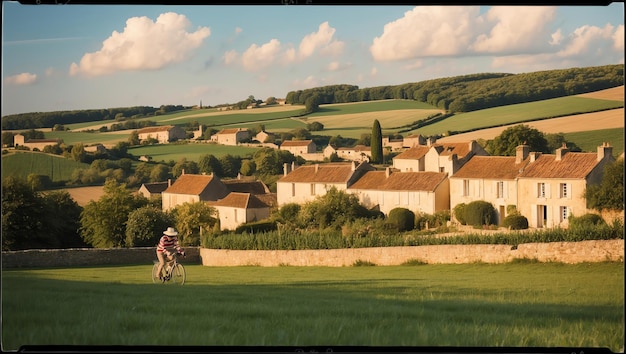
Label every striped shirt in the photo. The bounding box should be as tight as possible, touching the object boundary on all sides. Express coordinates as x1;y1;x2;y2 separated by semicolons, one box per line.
156;235;182;254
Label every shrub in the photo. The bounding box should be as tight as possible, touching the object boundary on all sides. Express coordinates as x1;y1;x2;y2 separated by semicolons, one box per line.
235;220;277;234
464;200;497;227
569;213;606;229
276;203;301;223
352;259;376;266
453;203;467;225
387;208;415;232
502;214;529;230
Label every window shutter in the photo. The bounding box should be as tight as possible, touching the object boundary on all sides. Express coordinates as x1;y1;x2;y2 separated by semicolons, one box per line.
503;181;508;199
545;183;551;198
531;204;537;227
567;183;572;199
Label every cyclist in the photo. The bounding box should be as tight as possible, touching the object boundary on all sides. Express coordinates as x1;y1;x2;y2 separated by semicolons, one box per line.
156;227;185;281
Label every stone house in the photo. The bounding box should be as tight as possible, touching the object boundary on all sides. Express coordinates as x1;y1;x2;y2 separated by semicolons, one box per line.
211;128;250;145
348;168;450;215
207;193;272;231
254;130;274;143
336;145;371;162
161;173;230;211
393;141;487;176
138;181;171;199
13;134;61;150
137;125;186;144
280;140;317;155
276;161;375;206
516;143;615;228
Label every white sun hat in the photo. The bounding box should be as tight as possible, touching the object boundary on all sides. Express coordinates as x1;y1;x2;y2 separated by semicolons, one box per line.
163;227;178;236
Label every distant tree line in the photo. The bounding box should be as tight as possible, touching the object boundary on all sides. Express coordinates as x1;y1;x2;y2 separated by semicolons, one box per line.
1;105;188;130
285;64;624;113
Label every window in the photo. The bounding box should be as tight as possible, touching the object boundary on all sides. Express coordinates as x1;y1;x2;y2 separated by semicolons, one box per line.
538;183;546;198
291;183;296;197
463;179;470;196
310;183;315;196
560;183;569;198
496;181;504;198
560;206;569;222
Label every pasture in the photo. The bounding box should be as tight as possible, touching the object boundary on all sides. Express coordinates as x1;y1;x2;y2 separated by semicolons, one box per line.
127;143;261;163
1;151;89;182
564;127;625;156
1;262;623;351
410;96;624;137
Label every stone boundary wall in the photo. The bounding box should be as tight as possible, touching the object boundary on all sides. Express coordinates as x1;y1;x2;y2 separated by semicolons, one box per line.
199;240;624;266
2;240;623;269
2;247;201;269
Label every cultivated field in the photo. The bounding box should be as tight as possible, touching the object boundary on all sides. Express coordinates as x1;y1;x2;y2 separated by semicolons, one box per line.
2;263;623;351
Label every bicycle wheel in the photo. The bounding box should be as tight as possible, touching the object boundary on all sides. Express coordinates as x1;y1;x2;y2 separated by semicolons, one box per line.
152;262;163;284
171;263;186;285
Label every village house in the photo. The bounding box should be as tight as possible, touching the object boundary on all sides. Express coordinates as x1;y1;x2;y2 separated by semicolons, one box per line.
161;173;230;211
279;140;317;155
348;168;450;215
382;136;404;151
450;145;532;224
277;161;375;206
254;130;274;143
393;141;488;176
84;144;107;154
211;128;250;145
13;134;61;151
207;192;272;231
138;181;171;199
402;134;430;148
516;142;615;228
335;145;371;162
137;125;187;144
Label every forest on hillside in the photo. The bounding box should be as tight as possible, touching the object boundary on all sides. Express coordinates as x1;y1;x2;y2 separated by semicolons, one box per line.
2;64;623;131
285;64;624;112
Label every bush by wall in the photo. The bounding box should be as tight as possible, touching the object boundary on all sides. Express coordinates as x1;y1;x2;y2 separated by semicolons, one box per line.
502;214;529;230
464;201;497;227
569;213;606;229
453;203;467;225
388;208;415;232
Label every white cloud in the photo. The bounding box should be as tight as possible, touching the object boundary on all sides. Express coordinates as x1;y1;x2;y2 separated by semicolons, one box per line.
326;61;352;72
370;6;481;61
223;49;239;65
4;72;37;85
297;22;344;60
471;6;556;54
69;12;210;77
557;24;617;58
241;39;283;71
612;24;624;51
292;75;319;89
550;29;563;46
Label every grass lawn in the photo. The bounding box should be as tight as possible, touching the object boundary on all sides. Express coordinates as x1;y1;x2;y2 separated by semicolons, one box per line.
565;127;624;156
2;262;623;351
127;143;261;163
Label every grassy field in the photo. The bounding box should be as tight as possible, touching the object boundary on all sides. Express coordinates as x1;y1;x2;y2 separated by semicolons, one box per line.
564;127;624;156
1;262;623;351
127;143;261;163
409;96;624;137
1;151;89;182
44;130;130;146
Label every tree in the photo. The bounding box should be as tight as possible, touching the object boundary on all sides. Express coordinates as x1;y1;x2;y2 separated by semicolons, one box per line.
71;143;86;162
219;154;242;178
486;124;548;156
307;121;324;131
544;132;582;153
125;206;174;247
171;202;218;246
128;130;140;146
371;119;383;164
388;208;415;232
586;158;624;211
172;158;199;177
79;179;148;248
198;154;223;176
41;190;87;248
240;159;256;176
2;176;46;250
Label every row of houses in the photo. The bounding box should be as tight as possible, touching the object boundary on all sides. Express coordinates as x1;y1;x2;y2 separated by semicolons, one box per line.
146;140;616;231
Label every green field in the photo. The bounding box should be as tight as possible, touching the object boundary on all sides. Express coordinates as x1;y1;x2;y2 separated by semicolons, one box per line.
2;262;623;350
1;151;89;182
308;100;438;117
45;131;130;146
565;128;624;156
127;143;262;163
409;97;624;136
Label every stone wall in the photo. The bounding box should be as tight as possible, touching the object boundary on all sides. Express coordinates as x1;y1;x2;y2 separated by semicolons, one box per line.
2;240;622;269
2;247;201;269
199;240;624;266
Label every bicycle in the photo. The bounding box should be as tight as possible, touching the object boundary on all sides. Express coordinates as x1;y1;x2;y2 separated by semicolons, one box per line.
152;252;186;285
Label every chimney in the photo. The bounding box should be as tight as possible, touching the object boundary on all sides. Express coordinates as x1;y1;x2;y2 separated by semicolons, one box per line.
515;144;530;164
351;161;356;171
597;142;613;161
385;167;391;178
529;152;541;163
291;161;296;171
237;172;242;180
168;179;171;187
315;164;319;173
283;163;289;177
555;143;568;161
182;169;185;175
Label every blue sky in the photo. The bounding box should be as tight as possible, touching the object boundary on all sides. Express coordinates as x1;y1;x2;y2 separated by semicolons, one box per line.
1;2;623;116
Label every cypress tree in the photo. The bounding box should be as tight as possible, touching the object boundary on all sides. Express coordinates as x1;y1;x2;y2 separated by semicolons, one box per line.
371;119;383;164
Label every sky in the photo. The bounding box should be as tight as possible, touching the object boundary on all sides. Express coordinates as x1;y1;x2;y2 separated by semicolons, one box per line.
1;2;624;116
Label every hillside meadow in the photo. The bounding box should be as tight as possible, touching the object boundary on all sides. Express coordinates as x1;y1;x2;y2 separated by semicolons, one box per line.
2;262;623;351
1;151;89;182
126;142;261;163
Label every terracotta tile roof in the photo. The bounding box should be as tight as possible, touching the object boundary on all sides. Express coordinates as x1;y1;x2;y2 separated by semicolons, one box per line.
163;174;217;195
279;163;355;183
253;193;278;208
223;179;269;194
432;142;471;157
394;146;430;160
281;140;314;147
519;152;602;179
349;171;447;192
137;125;174;134
218;128;247;135
207;192;270;209
141;182;170;194
452;156;529;180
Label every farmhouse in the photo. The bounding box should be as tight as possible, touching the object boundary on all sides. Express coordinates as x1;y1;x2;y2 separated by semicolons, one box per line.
280;140;316;155
254;130;274;143
336;145;371;162
348;168;450;215
161;173;229;211
211;128;250;145
207;193;272;231
13;134;61;151
84;144;107;154
393;141;487;176
137;125;186;144
138;181;171;199
277;161;375;206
